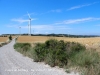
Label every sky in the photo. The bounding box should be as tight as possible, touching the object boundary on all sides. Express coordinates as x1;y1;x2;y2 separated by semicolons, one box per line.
0;0;100;35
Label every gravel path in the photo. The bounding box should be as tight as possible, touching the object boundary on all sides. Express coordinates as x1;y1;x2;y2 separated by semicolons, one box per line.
0;39;79;75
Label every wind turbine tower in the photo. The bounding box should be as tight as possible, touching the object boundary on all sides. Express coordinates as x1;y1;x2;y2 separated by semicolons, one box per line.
27;12;32;36
19;26;21;36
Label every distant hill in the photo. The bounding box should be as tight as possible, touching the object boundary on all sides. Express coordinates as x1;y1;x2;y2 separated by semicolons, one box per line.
1;34;99;38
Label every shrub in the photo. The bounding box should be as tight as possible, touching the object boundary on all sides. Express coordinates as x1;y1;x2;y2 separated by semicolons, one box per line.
65;42;86;58
31;39;86;68
14;43;23;49
1;42;7;45
0;44;2;47
14;43;31;55
22;43;31;52
45;49;56;67
70;50;100;75
14;39;100;75
9;35;12;40
45;39;58;49
32;39;68;67
55;49;68;67
32;43;46;62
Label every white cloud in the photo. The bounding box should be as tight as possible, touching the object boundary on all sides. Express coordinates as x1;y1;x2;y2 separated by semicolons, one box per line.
6;24;19;28
41;9;62;15
55;17;100;25
20;24;72;31
24;12;37;16
11;18;36;23
21;25;53;30
67;2;99;10
49;9;62;13
11;18;29;23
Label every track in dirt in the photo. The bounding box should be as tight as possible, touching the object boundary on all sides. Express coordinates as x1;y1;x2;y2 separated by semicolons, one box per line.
0;39;79;75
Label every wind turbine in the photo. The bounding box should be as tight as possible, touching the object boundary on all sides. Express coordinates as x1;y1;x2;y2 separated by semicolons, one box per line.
28;24;30;35
19;26;21;36
27;12;32;36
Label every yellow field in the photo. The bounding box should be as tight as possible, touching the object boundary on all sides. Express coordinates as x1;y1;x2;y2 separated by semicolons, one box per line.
17;36;51;43
17;36;100;51
0;36;16;43
12;36;17;39
17;36;100;46
0;37;8;43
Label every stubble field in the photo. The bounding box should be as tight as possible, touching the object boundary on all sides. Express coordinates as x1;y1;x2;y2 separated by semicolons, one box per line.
0;36;16;44
17;36;100;51
0;37;8;43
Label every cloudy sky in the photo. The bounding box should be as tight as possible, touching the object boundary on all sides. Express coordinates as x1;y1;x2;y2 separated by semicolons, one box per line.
0;0;100;35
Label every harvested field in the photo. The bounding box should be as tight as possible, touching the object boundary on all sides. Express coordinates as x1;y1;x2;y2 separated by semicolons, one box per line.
12;36;17;39
0;36;16;44
0;37;8;43
17;36;100;51
17;36;100;45
17;36;50;43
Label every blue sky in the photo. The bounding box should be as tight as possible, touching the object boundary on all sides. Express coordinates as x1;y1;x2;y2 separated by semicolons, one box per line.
0;0;100;35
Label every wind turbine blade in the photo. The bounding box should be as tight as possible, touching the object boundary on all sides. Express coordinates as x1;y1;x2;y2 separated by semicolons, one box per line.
27;12;31;19
31;18;34;20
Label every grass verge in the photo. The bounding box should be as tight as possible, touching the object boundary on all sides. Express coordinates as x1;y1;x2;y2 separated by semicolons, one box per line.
14;39;100;75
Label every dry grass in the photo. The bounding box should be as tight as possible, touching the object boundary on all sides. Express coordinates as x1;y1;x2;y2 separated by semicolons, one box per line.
0;36;16;43
11;36;17;38
0;37;8;43
17;36;100;45
17;36;100;51
17;36;50;43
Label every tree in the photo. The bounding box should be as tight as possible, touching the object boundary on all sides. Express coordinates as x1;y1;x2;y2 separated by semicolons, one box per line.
9;35;12;40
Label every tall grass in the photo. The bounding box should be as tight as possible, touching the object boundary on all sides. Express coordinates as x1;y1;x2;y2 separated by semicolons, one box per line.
14;39;100;75
68;49;100;75
14;43;31;56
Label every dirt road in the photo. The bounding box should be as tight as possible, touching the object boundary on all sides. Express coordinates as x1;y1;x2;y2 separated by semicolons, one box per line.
0;39;79;75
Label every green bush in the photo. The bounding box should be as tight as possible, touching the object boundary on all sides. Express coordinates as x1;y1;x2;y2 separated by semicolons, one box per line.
32;43;46;62
31;39;86;68
55;49;68;67
14;39;100;75
14;43;31;55
14;43;22;49
9;35;12;40
45;49;56;67
45;39;58;49
65;42;86;58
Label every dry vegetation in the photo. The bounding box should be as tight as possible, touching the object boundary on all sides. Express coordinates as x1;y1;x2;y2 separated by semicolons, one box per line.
17;36;49;43
0;37;8;43
15;37;100;75
0;36;16;45
12;36;16;39
17;36;100;51
17;36;100;45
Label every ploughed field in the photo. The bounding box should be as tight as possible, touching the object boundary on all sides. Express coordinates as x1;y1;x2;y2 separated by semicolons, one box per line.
17;36;100;50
